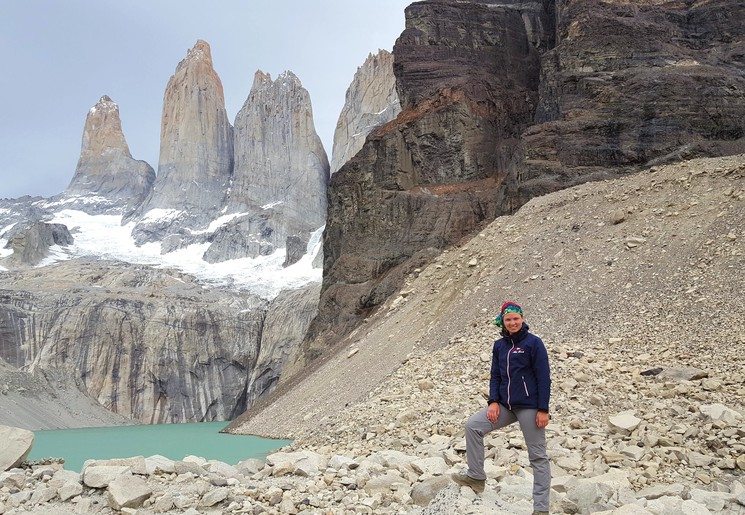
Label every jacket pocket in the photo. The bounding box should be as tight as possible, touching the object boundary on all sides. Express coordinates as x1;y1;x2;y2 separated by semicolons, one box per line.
522;376;529;397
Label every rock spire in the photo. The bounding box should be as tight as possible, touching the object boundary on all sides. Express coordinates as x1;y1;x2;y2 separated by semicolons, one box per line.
219;70;328;258
135;40;233;225
65;95;155;210
330;50;401;174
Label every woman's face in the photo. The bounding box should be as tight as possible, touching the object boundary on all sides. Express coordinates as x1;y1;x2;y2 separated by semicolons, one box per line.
502;312;524;335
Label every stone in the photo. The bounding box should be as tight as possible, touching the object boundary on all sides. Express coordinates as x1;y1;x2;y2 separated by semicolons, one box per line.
106;474;153;510
410;456;448;477
699;403;743;425
410;475;450;506
145;455;176;474
331;49;400;174
608;411;642;435
199;486;228;507
0;425;34;471
658;368;709;381
362;471;410;495
82;465;131;488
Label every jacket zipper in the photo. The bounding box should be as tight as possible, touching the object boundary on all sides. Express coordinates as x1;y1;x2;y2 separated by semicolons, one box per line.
506;338;514;409
522;376;529;397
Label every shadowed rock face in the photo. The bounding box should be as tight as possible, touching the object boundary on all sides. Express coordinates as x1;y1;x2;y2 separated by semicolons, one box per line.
520;0;745;202
132;40;233;240
65;96;155;211
306;0;745;355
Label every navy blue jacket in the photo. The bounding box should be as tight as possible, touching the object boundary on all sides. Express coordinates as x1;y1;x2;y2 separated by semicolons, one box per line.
489;323;551;412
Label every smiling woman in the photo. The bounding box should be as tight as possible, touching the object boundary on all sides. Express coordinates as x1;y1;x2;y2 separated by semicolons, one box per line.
27;421;290;472
0;0;412;200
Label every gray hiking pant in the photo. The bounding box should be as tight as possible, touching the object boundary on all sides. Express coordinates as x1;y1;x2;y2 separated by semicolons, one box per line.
465;405;551;512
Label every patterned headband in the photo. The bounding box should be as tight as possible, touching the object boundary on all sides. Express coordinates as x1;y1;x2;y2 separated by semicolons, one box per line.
493;301;523;329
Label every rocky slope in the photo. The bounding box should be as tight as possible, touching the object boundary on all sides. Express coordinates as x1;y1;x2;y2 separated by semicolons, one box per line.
5;154;744;514
307;0;745;358
330;50;401;174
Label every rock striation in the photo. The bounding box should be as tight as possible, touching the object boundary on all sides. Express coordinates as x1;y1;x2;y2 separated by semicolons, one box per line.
131;40;233;244
0;259;315;424
330;50;401;174
64;95;155;212
521;0;745;201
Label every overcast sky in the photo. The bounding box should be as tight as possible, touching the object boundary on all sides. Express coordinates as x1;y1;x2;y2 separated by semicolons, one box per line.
0;0;412;200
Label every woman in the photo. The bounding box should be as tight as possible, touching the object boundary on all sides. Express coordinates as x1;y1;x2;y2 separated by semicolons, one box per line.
452;301;551;515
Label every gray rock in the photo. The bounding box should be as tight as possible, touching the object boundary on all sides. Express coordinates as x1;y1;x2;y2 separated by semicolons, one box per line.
410;475;450;506
658;368;709;381
106;474;152;510
199;486;228;507
0;425;34;471
131;39;233;240
82;465;131;488
699;403;743;425
4;222;73;266
608;411;642;435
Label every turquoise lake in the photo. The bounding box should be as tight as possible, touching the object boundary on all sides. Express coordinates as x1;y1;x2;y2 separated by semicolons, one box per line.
26;421;291;472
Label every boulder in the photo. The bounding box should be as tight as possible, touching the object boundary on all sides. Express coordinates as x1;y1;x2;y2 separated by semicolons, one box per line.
608;410;641;435
0;425;34;471
82;465;132;488
106;474;152;510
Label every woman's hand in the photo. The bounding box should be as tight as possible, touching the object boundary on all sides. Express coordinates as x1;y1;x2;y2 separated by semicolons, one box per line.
487;402;500;423
536;411;550;428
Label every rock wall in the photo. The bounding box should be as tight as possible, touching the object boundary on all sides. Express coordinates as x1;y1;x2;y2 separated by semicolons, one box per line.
65;96;155;212
521;0;745;201
306;0;541;351
0;260;268;424
330;50;401;174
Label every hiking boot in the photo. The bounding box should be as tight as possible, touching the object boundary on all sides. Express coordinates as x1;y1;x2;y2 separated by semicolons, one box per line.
451;470;485;493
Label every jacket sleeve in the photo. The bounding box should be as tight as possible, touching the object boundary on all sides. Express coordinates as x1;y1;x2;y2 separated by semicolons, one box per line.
488;340;501;405
531;336;551;412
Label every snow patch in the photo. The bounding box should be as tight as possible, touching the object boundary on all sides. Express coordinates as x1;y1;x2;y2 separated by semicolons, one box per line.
43;210;321;300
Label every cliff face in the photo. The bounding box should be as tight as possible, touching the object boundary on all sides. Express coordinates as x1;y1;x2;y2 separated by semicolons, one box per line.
330;50;401;174
0;260;321;424
65;96;155;211
307;1;541;350
213;71;329;262
306;0;745;356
